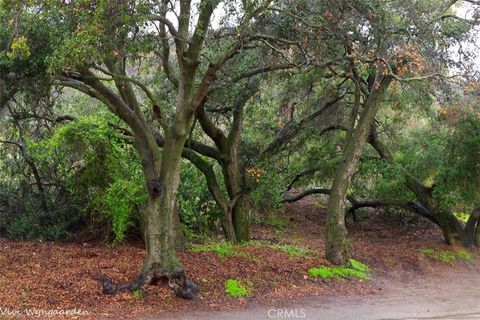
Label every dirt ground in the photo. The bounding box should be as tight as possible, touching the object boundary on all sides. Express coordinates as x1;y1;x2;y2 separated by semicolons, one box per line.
0;196;478;319
159;261;480;320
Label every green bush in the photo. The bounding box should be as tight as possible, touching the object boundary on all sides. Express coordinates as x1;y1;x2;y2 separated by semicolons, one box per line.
250;169;285;213
33;117;147;243
95;178;146;243
7;212;40;240
178;162;220;235
6;207;79;241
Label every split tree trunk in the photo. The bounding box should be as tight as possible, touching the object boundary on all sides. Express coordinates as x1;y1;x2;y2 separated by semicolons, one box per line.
179;146;238;242
194;80;259;243
326;75;391;265
129;128;197;299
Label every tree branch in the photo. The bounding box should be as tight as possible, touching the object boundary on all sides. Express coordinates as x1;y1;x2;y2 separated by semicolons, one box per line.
258;92;345;159
92;64;169;132
286;165;324;190
186;0;219;63
283;188;439;224
155;132;222;162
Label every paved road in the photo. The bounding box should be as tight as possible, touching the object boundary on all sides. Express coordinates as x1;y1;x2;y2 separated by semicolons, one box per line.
158;267;480;320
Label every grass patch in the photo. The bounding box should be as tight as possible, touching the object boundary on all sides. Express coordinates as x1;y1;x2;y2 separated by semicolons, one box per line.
420;248;474;263
249;240;319;257
435;251;457;263
132;289;144;300
419;248;434;255
269;244;318;257
308;264;369;280
456;250;474;261
314;200;328;209
191;241;255;260
349;259;370;272
225;279;253;297
191;241;240;257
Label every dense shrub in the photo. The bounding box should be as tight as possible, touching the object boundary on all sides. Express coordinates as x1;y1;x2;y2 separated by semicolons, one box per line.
178;161;221;236
0;116;146;242
250;168;285;213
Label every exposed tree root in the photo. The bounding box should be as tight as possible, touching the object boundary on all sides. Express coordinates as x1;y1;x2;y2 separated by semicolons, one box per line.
97;264;198;300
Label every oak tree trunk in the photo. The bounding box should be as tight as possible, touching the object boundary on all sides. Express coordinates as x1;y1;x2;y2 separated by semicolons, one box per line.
464;207;480;247
130;132;197;299
224;152;250;242
232;195;249;242
326;76;391;265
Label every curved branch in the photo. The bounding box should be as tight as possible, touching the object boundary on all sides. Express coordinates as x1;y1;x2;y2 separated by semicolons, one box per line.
283;188;356;204
283;188;439;225
348;200;439;225
149;14;178;37
230;63;295;83
0;139;24;149
286;166;324;191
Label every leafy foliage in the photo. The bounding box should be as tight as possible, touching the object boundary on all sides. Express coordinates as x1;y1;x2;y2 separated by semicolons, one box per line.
38;117;146;242
224;279;253;297
178;162;221;236
349;259;370;272
250;168;285;213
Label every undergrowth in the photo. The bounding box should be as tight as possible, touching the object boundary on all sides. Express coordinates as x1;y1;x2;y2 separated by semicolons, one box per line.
132;289;144;300
191;241;251;259
349;259;370;272
269;243;318;257
308;259;370;280
264;214;289;232
225;279;253;297
420;248;473;263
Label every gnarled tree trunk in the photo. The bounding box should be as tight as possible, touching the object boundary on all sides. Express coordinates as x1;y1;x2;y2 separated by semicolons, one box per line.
368;125;480;248
194;80;260;243
130;128;197;299
326;75;391;265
